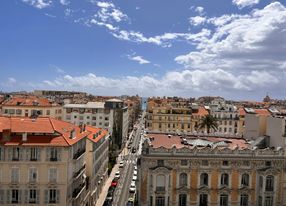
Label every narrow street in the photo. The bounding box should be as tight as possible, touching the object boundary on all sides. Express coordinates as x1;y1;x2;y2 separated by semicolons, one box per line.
97;114;145;206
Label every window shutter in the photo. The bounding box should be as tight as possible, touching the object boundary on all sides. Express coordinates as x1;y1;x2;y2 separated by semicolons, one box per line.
8;148;12;161
44;190;48;204
56;190;60;203
46;148;50;161
37;148;41;161
19;148;23;161
0;190;4;204
6;190;10;204
24;189;28;203
26;147;30;161
57;148;61;161
36;189;40;204
19;189;22;203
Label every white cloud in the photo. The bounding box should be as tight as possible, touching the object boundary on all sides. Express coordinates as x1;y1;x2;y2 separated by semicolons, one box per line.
22;0;52;9
96;1;114;8
60;0;70;6
232;0;260;8
189;16;207;26
128;55;150;64
195;6;204;15
94;1;128;23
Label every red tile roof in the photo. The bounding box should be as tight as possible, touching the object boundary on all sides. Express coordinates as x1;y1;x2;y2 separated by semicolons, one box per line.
0;116;104;146
86;126;108;143
2;96;59;107
238;108;246;116
193;107;209;116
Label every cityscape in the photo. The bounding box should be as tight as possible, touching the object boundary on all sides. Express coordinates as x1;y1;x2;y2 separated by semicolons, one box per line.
1;0;286;206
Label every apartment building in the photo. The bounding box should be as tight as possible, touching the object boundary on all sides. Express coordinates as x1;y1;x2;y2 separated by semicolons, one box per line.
146;97;208;133
0;116;108;206
63;98;128;149
1;96;62;119
208;98;240;135
244;108;271;140
138;132;285;206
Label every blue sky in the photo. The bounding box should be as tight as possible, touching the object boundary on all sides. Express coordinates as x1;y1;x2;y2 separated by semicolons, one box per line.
1;0;286;100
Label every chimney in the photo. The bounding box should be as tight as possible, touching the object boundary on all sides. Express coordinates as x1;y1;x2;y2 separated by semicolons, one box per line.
79;124;83;133
83;124;86;132
22;133;27;141
70;129;75;139
93;133;98;139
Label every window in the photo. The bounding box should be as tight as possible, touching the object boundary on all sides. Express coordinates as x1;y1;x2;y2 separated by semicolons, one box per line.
240;194;248;206
179;194;187;206
12;147;20;161
92;116;96;120
0;147;3;161
265;196;273;206
200;173;208;186
220;194;228;206
265;175;274;191
155;196;165;206
222;161;229;166
181;160;188;166
179;173;187;187
156;175;165;191
259;176;263;189
258;196;263;206
202;160;209;166
50;148;58;161
11;189;19;203
49;168;57;183
11;168;19;183
242;161;250;166
199;194;208;206
221;173;229;186
46;110;50;115
16;109;22;115
157;160;164;167
48;189;57;204
29;189;37;203
29;168;37;183
30;148;39;161
241;174;249;187
265;161;271;167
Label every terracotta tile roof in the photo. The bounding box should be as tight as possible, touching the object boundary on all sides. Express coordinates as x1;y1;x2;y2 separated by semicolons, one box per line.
238;108;246;116
2;96;59;107
86;126;108;143
193;107;209;116
0;116;90;146
255;109;270;116
147;133;250;150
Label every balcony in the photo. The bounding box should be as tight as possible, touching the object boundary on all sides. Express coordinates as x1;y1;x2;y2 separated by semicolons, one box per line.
155;187;165;193
73;164;86;179
72;183;86;199
50;157;58;162
73;149;86;160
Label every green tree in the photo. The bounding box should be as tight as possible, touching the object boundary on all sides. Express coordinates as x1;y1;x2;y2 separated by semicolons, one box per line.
198;114;218;133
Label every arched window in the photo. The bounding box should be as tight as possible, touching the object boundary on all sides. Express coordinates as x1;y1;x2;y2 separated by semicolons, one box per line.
265;175;274;191
240;194;248;206
199;194;208;206
241;174;249;187
179;173;187;187
179;194;187;206
156;175;165;191
221;173;229;186
200;173;208;186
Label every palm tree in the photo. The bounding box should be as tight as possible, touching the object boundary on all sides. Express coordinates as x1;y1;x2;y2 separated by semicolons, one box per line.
198;114;218;133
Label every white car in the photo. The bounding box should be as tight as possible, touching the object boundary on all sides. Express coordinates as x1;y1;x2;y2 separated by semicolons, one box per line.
129;181;136;193
133;170;137;176
132;175;137;181
119;161;124;168
115;171;120;178
134;166;137;171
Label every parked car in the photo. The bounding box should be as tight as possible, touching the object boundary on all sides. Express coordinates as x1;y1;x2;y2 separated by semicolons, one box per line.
129;181;136;193
134;166;137;170
133;170;137;176
132;175;137;181
115;171;120;178
103;199;112;206
132;148;136;153
119;161;124;168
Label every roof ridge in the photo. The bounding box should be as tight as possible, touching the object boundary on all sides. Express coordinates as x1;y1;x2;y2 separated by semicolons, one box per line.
49;118;72;146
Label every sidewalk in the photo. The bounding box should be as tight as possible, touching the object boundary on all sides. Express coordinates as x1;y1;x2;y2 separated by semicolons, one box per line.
95;164;119;206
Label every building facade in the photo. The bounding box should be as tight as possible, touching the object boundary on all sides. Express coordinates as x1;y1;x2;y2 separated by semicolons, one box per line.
138;133;286;206
1;96;62;119
0;116;108;206
146;97;208;133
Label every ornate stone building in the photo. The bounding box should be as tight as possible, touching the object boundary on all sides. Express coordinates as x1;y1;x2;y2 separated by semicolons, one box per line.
138;133;285;206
